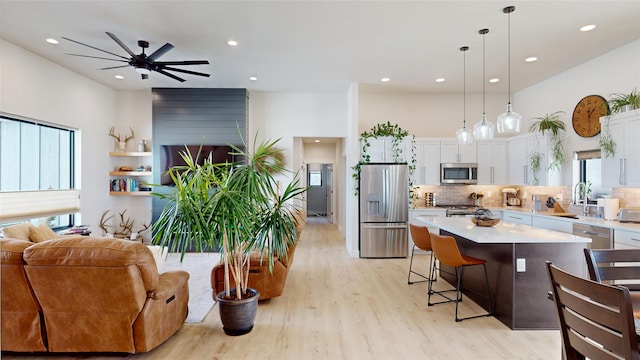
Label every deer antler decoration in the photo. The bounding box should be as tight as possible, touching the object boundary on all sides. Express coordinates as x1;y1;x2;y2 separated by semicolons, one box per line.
108;126;135;151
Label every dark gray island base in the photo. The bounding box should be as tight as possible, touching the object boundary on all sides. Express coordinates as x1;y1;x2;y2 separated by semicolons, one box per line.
438;229;587;330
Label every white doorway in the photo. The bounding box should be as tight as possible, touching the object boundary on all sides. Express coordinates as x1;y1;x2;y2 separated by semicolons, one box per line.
299;137;343;227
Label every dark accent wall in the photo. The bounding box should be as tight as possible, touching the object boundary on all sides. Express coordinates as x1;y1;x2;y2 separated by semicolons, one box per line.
151;88;247;223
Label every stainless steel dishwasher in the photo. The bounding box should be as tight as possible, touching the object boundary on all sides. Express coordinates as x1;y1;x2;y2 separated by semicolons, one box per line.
572;223;613;249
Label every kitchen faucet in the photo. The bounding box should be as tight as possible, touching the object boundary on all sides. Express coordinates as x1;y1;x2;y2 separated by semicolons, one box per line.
573;182;589;216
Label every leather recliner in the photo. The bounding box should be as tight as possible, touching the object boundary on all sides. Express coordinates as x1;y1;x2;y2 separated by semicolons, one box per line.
18;236;189;353
0;239;47;352
211;245;296;300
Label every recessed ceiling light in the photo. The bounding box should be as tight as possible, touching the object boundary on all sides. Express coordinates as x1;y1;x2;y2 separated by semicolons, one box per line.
580;24;596;32
114;75;124;80
525;56;538;63
435;78;445;83
249;76;258;81
489;78;500;83
380;77;390;82
315;140;320;143
227;40;238;46
46;38;59;45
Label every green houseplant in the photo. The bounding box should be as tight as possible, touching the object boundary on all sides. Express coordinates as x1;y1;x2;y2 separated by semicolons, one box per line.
351;121;415;196
608;88;640;114
152;135;307;335
529;111;566;173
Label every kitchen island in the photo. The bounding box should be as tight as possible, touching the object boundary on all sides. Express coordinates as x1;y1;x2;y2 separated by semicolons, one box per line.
417;216;590;330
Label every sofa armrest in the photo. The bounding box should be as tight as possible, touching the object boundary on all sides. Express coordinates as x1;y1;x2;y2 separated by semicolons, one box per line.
149;270;189;300
133;270;190;353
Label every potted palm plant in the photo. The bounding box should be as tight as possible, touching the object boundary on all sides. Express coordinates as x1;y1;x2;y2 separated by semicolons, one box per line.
151;135;307;336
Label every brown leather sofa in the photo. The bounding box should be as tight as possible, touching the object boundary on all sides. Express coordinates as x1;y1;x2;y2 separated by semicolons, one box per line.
211;245;297;300
211;214;305;300
1;239;47;352
1;236;189;354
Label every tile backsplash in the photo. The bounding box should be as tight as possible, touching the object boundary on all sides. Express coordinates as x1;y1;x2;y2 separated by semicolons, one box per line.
412;184;640;210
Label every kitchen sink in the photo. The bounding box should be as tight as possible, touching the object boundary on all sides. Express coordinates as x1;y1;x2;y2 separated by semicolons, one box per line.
547;213;579;219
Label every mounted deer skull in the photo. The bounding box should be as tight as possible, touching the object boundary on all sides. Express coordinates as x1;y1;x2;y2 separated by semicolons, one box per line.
108;126;135;151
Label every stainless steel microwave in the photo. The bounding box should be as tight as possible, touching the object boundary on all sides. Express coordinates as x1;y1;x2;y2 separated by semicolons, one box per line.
440;163;478;184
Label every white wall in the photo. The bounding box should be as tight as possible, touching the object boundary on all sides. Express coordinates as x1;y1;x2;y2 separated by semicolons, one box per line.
248;89;353;242
514;39;640;185
359;91;507;138
1;39;118;231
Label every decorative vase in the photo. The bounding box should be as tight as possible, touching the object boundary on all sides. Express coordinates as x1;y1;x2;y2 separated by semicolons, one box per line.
216;288;259;336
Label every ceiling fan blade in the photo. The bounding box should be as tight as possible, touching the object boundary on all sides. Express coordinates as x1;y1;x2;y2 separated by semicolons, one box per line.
63;37;130;60
160;66;211;77
100;65;130;70
66;53;128;62
155;68;186;82
155;60;209;66
105;32;136;57
148;43;175;62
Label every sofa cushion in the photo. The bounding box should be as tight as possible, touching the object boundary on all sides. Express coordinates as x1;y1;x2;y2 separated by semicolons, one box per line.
1;223;35;241
28;224;57;243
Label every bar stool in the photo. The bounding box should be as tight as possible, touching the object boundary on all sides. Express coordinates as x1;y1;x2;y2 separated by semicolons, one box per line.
408;224;436;285
427;234;493;322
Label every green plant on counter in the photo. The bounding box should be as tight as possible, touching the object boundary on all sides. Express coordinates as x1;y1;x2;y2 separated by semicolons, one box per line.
529;111;566;173
608;88;640;114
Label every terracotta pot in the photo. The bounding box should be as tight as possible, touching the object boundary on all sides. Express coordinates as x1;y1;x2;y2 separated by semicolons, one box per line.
216;288;260;336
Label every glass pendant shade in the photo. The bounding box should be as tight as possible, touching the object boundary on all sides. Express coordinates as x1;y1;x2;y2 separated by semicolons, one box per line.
474;28;493;140
473;113;494;140
497;103;522;133
497;5;521;134
456;126;473;144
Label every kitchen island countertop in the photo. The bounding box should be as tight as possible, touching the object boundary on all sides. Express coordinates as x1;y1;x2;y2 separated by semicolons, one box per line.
417;216;591;244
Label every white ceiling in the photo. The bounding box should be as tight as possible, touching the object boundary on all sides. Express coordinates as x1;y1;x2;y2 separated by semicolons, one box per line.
1;1;639;94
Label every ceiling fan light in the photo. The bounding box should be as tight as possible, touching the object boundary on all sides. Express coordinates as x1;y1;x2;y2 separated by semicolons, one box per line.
135;66;151;75
497;103;522;133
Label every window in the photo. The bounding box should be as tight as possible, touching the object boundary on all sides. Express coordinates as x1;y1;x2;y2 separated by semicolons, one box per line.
309;171;322;186
0;115;77;229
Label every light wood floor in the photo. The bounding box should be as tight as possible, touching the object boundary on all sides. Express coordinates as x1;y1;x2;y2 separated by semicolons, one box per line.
3;217;561;359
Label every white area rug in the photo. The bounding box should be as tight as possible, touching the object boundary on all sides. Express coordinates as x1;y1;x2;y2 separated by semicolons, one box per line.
160;252;220;323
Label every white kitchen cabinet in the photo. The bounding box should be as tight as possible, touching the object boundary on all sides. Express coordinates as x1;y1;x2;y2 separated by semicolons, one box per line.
600;109;640;187
476;141;506;185
531;216;572;233
413;140;440;185
440;141;476;163
507;133;550;186
361;137;413;163
409;208;446;256
502;211;532;225
614;229;640;249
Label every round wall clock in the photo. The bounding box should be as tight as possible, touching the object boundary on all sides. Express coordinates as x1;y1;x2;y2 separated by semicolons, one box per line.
572;95;609;137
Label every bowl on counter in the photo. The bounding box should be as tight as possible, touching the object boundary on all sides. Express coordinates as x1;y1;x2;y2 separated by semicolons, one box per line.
472;208;500;227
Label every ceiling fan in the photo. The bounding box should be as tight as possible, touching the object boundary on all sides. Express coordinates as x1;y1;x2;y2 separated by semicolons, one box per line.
62;32;210;82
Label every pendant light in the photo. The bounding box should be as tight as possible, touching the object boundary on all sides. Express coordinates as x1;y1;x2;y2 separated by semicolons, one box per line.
456;46;473;144
473;28;494;140
497;5;522;134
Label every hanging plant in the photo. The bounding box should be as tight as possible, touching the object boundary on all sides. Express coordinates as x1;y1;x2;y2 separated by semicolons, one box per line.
599;116;617;158
528;151;543;186
529;111;566;173
352;121;415;196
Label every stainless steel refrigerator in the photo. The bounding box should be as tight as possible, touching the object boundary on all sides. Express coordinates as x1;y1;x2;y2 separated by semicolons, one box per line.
359;163;408;258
